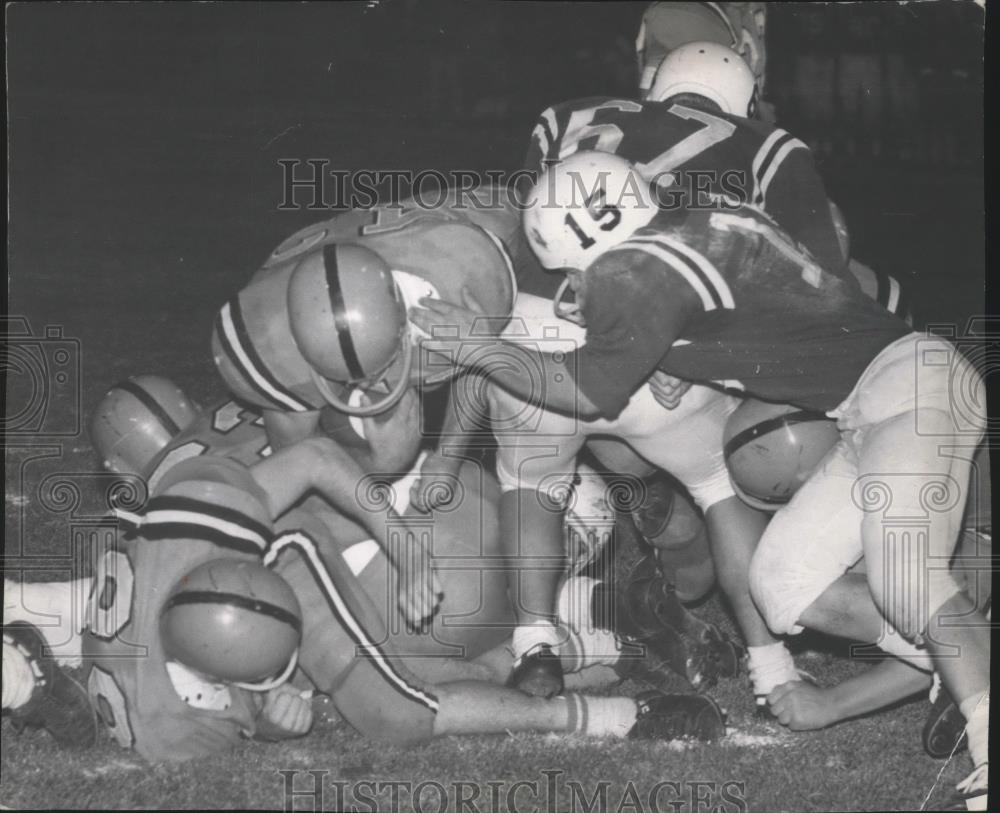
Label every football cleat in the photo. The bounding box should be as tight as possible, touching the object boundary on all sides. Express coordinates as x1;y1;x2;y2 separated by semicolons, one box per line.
629;473;676;542
3;622;98;748
598;569;741;690
628;690;726;742
922;599;990;759
507;644;564;699
923;684;968;759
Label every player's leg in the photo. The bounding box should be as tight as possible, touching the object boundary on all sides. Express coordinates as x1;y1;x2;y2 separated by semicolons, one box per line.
488;377;588;697
843;334;988;807
623;386;793;701
584;437;715;600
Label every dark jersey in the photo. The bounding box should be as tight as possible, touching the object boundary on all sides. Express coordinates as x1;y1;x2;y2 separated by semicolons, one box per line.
523;97;845;283
568;205;911;418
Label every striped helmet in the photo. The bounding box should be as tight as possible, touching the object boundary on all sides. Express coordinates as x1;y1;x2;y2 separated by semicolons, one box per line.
90;375;201;476
286;243;413;417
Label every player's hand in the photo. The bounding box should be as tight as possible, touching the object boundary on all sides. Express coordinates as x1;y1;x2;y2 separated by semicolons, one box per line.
647;371;692;410
410;452;462;513
262;684;314;736
396;533;443;631
361;387;421;473
767;680;839;731
409;288;500;358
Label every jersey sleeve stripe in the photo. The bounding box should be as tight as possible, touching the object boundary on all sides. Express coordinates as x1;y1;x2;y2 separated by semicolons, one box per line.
875;270;901;314
756;136;807;205
265;531;440;713
323;245;365;382
217;300;311;413
144;495;273;544
540;107;560;165
612;239;718;311
751;129;802;205
620;234;735;310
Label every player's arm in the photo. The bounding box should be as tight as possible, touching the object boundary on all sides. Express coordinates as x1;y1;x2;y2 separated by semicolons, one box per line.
411;372;480;513
263;408;323;450
253;403;441;627
410;250;698;420
768;658;932;731
757;141;847;277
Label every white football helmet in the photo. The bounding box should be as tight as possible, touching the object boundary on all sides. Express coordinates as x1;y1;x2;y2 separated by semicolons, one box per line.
647;41;756;117
523;151;657;273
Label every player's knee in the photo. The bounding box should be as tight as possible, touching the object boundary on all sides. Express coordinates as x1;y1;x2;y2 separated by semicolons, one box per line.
865;566;964;644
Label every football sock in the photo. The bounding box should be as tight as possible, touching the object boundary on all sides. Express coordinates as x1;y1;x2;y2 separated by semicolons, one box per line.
1;641;36;710
557;576;599;633
511;622;562;663
564;693;638;739
3;578;92;667
960;690;989;768
875;625;933;671
747;642;798;704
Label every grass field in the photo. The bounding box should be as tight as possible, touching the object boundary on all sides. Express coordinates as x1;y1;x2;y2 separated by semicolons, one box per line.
3;5;989;811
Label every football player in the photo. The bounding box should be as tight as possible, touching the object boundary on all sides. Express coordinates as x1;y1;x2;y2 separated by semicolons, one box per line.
13;376;726;762
484;42;846;700
635;3;768;113
411;153;989;809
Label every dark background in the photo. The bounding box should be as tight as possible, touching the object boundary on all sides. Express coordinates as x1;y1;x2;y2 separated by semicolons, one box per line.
6;0;987;414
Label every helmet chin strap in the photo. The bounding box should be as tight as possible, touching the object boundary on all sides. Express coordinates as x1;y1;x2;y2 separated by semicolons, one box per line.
232;648;299;692
553;277;587;327
310;337;414;417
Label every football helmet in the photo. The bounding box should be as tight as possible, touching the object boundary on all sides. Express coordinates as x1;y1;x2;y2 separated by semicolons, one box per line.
647;41;756;116
90;375;201;476
636;3;738;94
723;399;840;512
286;243;413;417
160;558;302;686
523;151;657;275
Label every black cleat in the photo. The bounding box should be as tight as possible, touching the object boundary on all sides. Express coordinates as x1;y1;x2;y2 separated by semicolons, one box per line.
922;688;967;759
508;644;564;698
3;622;98;748
628;690;726;742
599;574;742;690
630;474;676;542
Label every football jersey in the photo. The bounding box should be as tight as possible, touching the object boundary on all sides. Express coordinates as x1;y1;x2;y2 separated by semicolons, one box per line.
524;97;845;280
82;455;273;763
213;191;524;414
567;205;911;418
